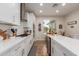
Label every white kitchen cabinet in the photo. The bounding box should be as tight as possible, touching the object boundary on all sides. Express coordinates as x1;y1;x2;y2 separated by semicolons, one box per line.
24;12;30;28
12;4;20;26
23;37;30;56
62;47;76;56
24;12;35;29
23;35;34;56
51;39;62;56
1;39;24;56
54;48;64;56
53;41;64;56
27;35;33;55
52;40;75;56
24;42;29;55
14;41;24;56
0;3;20;25
24;12;36;46
0;35;34;56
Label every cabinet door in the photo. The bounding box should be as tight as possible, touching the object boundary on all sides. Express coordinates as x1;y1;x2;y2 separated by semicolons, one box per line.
12;3;20;25
0;4;13;23
2;40;24;56
24;37;31;56
0;3;20;25
9;44;23;56
24;41;28;55
26;12;33;29
23;36;33;56
53;41;64;56
16;41;25;56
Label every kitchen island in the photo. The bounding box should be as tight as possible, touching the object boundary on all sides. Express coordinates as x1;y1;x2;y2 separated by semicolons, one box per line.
44;33;79;56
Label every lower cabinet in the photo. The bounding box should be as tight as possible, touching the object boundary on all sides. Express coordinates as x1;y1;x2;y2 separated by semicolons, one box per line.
23;35;34;56
23;37;30;56
51;39;75;56
1;40;24;56
1;36;34;56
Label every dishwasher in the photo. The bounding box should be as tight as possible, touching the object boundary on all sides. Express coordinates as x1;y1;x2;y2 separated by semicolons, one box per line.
46;36;51;56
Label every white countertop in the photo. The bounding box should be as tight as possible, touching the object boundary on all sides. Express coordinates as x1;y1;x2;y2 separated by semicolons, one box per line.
0;36;29;55
45;34;79;56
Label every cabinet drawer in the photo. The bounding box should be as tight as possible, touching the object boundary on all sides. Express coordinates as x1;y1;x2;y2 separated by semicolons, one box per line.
54;41;64;51
53;41;65;56
53;40;76;56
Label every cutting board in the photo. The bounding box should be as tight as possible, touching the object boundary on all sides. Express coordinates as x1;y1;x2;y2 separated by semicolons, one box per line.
0;29;7;40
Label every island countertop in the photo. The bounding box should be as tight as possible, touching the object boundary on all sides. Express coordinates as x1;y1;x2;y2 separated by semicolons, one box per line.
44;33;79;56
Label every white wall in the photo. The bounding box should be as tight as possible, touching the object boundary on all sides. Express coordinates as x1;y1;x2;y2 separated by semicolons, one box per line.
35;16;65;40
65;10;79;37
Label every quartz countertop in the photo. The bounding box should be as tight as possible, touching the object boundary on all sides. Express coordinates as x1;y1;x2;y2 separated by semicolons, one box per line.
44;33;79;56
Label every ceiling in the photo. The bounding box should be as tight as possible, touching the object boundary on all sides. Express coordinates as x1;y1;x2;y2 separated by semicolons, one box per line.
25;3;79;17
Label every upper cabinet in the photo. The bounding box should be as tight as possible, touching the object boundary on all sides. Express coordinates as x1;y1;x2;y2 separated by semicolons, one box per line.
25;12;36;27
0;3;20;25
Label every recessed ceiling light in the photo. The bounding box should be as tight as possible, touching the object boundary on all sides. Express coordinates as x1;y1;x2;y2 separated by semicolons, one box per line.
40;3;43;6
40;10;43;13
56;10;59;13
62;3;66;6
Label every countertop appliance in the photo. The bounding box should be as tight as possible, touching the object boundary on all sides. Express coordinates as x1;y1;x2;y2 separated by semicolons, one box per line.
11;28;17;36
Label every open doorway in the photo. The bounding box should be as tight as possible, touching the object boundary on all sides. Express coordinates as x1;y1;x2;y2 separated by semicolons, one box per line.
43;20;56;34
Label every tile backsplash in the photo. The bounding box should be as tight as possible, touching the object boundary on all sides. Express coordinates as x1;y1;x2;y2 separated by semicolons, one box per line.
0;24;11;31
0;24;24;36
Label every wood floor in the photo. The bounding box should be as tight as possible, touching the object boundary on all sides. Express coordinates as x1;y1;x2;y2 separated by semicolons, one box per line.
28;40;48;56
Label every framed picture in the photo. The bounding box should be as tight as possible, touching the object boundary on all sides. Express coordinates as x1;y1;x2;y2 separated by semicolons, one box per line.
59;24;63;29
38;23;41;31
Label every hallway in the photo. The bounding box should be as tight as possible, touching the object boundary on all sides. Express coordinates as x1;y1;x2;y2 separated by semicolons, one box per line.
28;40;48;56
